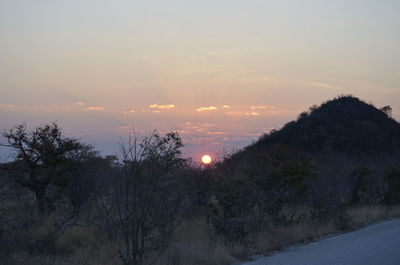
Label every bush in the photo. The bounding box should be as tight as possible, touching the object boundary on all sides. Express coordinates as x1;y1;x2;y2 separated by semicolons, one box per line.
384;166;400;204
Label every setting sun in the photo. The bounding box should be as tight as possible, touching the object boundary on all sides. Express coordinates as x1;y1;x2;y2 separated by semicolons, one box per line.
201;155;212;164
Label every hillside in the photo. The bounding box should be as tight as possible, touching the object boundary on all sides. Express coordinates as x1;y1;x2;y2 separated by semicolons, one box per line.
219;96;400;204
242;95;400;156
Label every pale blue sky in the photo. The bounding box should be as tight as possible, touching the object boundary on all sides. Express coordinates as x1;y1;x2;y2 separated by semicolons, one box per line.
1;0;400;160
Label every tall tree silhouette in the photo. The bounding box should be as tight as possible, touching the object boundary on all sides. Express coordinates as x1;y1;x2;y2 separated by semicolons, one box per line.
2;122;91;217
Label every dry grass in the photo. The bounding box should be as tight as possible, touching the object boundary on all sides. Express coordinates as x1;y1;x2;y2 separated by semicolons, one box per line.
154;204;400;265
155;218;236;265
55;225;121;265
251;221;335;255
1;218;121;265
246;204;400;261
347;204;400;226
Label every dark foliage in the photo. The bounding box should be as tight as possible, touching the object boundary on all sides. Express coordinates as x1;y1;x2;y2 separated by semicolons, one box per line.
209;146;316;244
249;95;400;155
2;122;94;217
215;95;400;230
384;166;400;204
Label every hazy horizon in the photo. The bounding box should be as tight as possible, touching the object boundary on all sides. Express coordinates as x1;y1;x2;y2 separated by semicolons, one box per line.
1;0;400;161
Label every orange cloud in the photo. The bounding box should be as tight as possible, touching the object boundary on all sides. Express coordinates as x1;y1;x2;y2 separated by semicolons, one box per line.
86;106;105;111
149;104;175;109
222;105;231;109
197;106;217;112
245;112;260;116
250;105;275;110
75;102;86;106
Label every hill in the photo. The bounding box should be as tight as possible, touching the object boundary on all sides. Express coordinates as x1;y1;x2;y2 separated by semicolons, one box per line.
237;95;400;158
219;95;400;204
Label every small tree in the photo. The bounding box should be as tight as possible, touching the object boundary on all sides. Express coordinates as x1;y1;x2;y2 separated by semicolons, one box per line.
104;130;185;265
209;175;254;244
350;166;376;204
380;105;392;117
62;147;112;218
2;122;91;217
252;146;316;224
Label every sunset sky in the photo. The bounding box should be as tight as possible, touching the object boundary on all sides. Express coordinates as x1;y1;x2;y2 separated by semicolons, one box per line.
1;0;400;160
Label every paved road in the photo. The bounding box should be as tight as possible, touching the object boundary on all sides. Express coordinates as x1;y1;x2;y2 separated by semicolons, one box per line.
243;219;400;265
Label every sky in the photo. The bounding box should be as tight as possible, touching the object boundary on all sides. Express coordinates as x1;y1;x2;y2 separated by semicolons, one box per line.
1;0;400;161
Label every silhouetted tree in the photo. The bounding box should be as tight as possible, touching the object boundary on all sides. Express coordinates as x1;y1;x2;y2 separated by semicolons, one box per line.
2;122;92;217
350;166;377;204
252;146;316;223
62;148;115;218
209;175;254;244
380;105;392;117
99;130;186;265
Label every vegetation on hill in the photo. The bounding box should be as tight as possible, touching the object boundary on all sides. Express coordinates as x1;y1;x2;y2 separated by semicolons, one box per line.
220;95;400;211
244;95;400;155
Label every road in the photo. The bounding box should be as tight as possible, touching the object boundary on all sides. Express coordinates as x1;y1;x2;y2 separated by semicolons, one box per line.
242;219;400;265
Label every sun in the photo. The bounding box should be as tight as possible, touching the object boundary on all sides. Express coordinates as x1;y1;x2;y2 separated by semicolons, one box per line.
201;155;212;165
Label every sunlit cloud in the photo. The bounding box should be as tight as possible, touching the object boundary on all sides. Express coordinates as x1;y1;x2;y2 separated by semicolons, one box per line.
250;105;276;110
75;102;86;106
222;105;231;109
182;122;216;133
86;106;105;111
149;104;175;109
245;112;260;116
197;106;217;112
